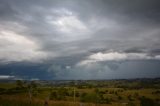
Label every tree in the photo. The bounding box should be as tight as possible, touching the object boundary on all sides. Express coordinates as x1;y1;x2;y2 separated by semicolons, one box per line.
30;81;37;89
16;80;24;88
50;91;58;100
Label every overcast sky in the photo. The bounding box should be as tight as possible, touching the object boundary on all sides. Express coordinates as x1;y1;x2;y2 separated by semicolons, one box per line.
0;0;160;80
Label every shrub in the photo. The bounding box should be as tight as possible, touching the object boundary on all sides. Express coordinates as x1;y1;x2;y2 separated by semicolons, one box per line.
139;96;158;106
80;93;97;103
128;95;133;101
118;96;122;100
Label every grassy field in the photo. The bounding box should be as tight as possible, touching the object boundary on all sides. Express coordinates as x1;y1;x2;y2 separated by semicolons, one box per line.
0;79;160;106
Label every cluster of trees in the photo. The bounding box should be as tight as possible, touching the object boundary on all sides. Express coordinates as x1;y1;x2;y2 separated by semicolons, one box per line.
80;89;112;104
139;96;159;106
50;87;68;100
0;80;38;96
49;87;158;105
16;80;37;89
49;87;81;101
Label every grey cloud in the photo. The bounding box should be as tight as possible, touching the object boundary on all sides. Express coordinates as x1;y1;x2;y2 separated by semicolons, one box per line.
0;0;160;79
46;60;160;79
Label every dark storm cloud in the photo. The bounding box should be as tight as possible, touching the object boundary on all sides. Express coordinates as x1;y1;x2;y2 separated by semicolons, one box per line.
0;0;160;79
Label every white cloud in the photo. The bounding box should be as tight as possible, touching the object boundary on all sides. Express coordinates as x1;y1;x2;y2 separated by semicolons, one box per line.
31;78;39;81
49;16;89;34
78;52;160;66
66;65;71;69
53;8;73;16
52;16;87;33
0;75;15;79
0;30;48;63
89;52;127;61
46;9;91;41
155;55;160;59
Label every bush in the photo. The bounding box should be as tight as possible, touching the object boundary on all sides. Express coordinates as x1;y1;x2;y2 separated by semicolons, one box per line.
118;96;122;100
139;96;158;106
103;98;112;104
75;91;80;97
127;102;135;106
80;93;97;103
128;95;133;101
50;91;66;100
134;92;139;97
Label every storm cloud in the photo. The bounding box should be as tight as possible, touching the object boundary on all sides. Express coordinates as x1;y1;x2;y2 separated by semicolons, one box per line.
0;0;160;79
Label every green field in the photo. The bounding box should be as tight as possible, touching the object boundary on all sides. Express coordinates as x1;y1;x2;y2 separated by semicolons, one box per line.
0;79;160;106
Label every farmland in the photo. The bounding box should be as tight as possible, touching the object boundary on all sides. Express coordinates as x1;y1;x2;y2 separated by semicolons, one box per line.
0;78;160;106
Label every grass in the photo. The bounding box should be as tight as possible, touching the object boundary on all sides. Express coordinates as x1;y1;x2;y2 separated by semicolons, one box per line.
0;79;160;106
0;83;16;89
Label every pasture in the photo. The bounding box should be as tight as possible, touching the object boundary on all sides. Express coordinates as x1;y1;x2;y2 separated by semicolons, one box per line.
0;79;160;106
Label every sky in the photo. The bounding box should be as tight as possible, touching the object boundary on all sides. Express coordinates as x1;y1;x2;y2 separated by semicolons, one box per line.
0;0;160;80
